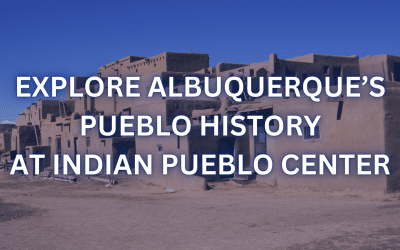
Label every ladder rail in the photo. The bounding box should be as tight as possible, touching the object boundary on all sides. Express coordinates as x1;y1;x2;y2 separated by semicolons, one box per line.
33;125;41;145
59;97;67;118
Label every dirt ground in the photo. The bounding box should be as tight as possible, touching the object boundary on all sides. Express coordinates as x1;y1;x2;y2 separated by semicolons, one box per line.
1;172;400;250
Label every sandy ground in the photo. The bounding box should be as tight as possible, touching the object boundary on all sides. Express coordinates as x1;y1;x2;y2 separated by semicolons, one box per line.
1;172;400;250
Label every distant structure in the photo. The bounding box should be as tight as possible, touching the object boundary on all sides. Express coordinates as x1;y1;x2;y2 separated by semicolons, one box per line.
3;52;400;192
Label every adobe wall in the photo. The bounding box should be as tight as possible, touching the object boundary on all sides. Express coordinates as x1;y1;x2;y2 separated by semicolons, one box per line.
40;116;62;170
166;52;209;72
98;52;209;78
34;100;61;123
67;77;89;114
10;52;399;193
25;146;51;179
187;125;252;182
68;71;217;117
383;85;400;191
133;120;208;190
16;107;31;126
359;54;389;79
259;85;387;192
0;124;14;133
0;132;12;153
15;126;37;157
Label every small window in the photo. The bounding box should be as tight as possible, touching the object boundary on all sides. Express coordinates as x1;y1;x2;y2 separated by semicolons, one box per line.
323;65;329;74
303;126;321;141
86;137;91;147
177;136;180;149
48;137;52;146
67;140;71;148
157;145;162;152
337;101;343;120
154;64;156;67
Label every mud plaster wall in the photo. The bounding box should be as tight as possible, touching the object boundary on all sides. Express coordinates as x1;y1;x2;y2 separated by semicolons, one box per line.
25;146;51;176
40;100;61;120
188;126;222;181
16;126;37;157
260;85;386;192
186;125;250;181
0;132;11;152
383;86;400;191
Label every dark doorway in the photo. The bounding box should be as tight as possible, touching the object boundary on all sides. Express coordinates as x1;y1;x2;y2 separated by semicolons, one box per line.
56;136;62;171
254;127;268;170
117;144;128;156
56;136;61;155
90;97;95;114
112;140;136;172
73;137;78;156
218;138;235;178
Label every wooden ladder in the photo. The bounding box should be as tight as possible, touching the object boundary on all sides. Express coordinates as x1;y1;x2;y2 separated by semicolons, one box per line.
59;98;67;117
33;125;41;146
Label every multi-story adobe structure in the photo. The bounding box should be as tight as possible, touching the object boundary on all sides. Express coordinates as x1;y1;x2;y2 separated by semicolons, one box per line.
5;52;400;192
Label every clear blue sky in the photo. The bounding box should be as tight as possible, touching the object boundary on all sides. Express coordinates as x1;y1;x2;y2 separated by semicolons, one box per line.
1;0;399;123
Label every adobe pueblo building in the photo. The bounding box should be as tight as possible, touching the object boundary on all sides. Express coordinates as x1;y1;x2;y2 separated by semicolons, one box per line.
4;52;400;192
